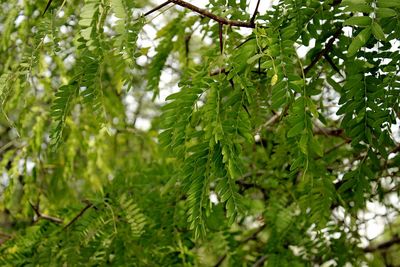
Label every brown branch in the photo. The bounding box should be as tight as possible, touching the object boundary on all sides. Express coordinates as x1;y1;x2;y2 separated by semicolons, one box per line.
250;0;261;26
314;127;345;138
168;0;255;28
143;1;172;17
304;27;342;76
0;232;12;238
214;254;227;267
253;255;267;267
63;202;93;230
210;67;227;76
391;144;400;154
324;54;344;77
0;232;12;245
364;235;400;252
29;202;63;224
262;113;281;128
323;139;351;157
219;23;223;54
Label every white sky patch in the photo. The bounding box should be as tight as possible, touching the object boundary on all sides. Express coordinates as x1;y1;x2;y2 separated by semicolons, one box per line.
297;38;316;58
1;173;9;187
210;191;219;204
135;117;152;131
14;13;25;27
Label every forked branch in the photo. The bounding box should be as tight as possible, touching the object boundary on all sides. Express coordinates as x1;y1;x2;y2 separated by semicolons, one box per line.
29;202;63;224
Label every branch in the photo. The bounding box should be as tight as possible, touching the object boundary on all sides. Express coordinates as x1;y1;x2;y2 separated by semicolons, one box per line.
322;139;351;157
0;140;16;154
143;0;172;17
324;54;344;77
304;27;342;75
364;235;400;252
252;255;267;267
132;94;145;128
262;113;281;128
210;67;227;76
167;0;255;28
250;0;261;26
214;254;227;267
219;23;223;54
43;0;53;16
391;144;400;154
63;202;93;230
313;126;345;138
0;232;12;245
29;202;63;224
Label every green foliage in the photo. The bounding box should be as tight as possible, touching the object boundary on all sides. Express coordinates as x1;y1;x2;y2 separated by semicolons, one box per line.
1;0;400;266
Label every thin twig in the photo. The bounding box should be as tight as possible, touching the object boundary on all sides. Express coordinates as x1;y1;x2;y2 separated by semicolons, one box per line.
263;113;280;128
214;254;227;267
324;54;344;77
132;94;145;128
250;0;261;26
313;126;344;138
252;255;267;267
0;140;15;154
29;202;63;224
322;139;351;157
143;0;172;17
63;202;93;230
219;23;223;54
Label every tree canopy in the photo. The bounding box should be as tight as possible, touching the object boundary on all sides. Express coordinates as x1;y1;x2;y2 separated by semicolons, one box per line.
0;0;400;266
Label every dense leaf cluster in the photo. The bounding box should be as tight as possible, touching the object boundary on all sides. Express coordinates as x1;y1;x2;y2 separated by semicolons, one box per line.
0;0;400;266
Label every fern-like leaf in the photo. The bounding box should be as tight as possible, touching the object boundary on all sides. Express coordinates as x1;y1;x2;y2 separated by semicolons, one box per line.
50;84;78;147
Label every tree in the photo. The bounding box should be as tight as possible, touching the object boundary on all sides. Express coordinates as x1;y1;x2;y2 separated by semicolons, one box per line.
0;0;399;265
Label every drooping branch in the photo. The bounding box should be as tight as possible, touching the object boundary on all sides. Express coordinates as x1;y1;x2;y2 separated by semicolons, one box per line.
144;0;256;28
